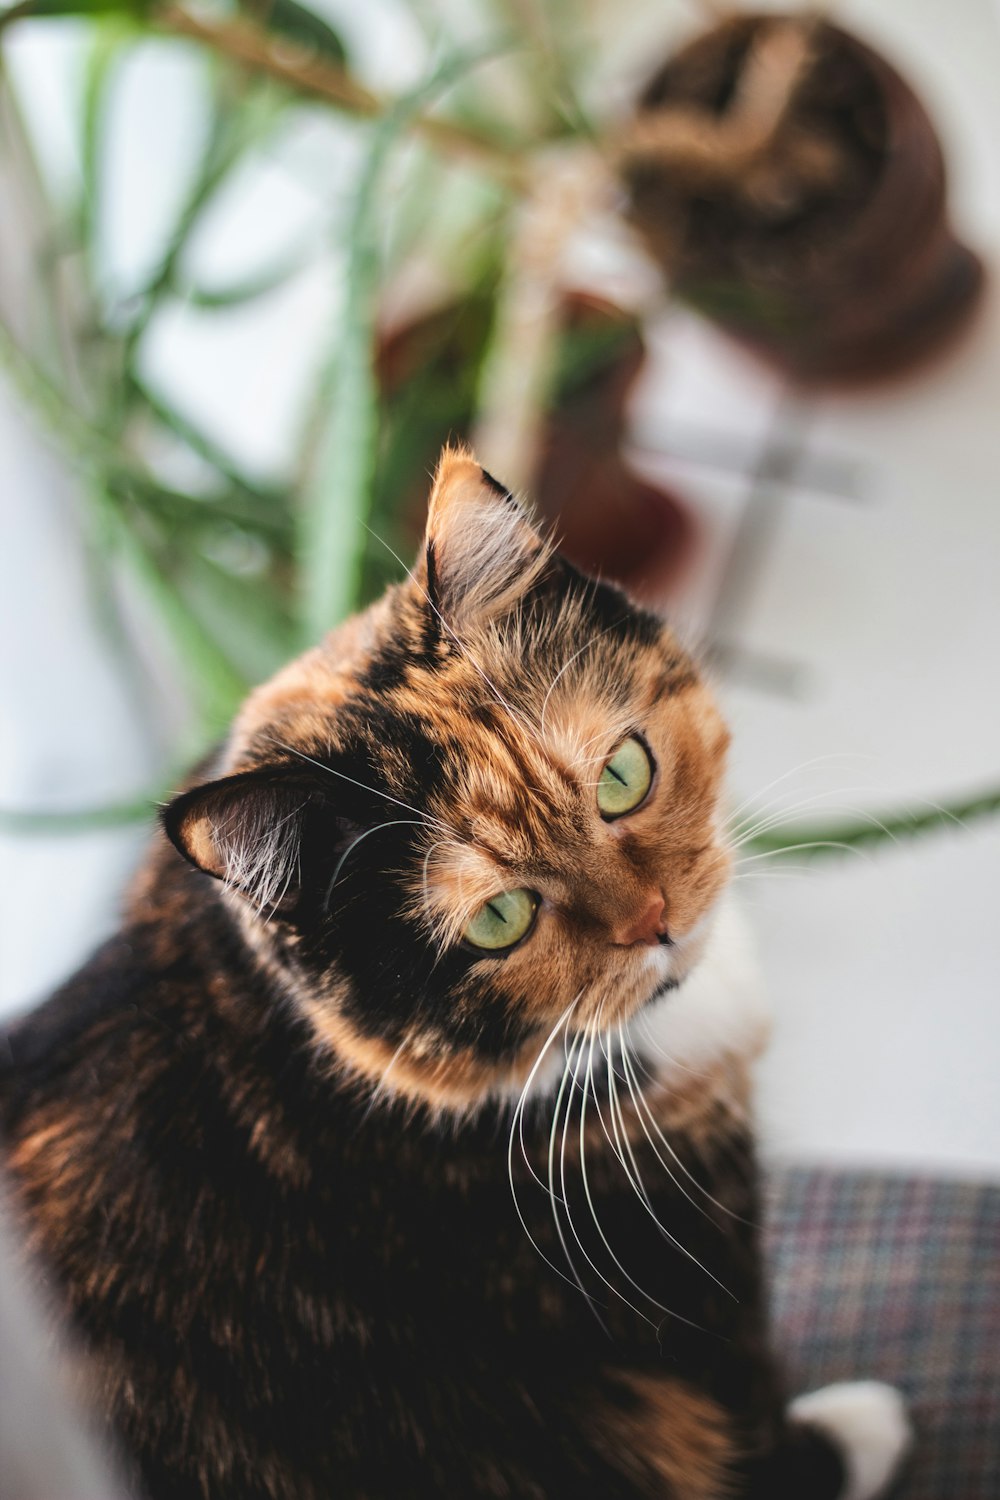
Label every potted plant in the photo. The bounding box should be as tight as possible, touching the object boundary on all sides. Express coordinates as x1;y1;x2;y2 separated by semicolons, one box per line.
619;12;984;384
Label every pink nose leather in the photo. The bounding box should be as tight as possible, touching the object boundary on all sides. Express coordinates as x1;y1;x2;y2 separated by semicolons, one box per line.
614;896;667;947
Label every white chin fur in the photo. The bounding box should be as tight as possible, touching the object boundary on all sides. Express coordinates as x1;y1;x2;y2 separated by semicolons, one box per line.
628;894;771;1080
519;893;768;1106
789;1381;913;1500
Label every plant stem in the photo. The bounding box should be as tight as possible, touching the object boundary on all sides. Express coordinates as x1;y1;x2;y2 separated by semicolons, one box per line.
152;3;528;181
473;151;605;489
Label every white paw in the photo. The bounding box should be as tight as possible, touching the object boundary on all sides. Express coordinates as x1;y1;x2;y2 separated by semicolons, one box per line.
789;1381;912;1500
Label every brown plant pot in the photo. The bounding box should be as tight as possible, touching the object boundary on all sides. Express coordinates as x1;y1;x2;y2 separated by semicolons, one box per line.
376;293;698;603
622;14;984;385
532;295;697;603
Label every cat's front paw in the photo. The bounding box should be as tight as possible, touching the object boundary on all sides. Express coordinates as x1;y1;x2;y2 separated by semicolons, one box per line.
789;1381;912;1500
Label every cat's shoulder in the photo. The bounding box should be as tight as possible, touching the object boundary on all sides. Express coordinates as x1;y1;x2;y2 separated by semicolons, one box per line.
2;938;136;1090
0;914;196;1142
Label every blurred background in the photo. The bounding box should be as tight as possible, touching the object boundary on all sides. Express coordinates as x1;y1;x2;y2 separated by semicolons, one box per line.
1;0;998;1180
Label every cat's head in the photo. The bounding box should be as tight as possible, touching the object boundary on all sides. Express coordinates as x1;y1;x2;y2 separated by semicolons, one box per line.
163;449;731;1110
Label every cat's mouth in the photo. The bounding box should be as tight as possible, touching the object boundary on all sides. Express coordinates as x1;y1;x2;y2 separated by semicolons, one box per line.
643;974;680;1007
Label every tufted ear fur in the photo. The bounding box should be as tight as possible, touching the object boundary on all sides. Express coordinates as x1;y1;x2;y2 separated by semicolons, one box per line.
422;447;551;628
162;768;318;916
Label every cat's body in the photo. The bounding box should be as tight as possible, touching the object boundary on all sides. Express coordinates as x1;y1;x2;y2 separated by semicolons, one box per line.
0;880;787;1500
0;452;909;1498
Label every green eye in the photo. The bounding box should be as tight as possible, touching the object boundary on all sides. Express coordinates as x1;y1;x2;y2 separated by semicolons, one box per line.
597;736;654;819
463;888;538;952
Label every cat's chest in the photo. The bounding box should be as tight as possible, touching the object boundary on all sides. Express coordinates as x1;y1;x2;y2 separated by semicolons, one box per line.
274;1075;750;1361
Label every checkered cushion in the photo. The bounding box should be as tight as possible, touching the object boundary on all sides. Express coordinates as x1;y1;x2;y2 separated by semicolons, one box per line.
765;1168;1000;1499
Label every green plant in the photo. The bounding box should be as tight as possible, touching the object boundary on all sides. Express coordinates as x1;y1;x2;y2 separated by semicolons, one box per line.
0;0;995;864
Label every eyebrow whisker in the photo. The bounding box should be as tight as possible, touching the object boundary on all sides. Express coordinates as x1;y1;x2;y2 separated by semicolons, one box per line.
268;738;453;836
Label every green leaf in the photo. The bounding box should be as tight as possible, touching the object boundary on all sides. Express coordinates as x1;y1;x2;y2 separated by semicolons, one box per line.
130;375;286;513
182;551;298;683
0;796;160;835
119;84;289;371
114;524;250;732
296;39;512;645
184;246;314;309
294;158;383;643
241;0;347;66
0;0;144;27
78;20;133;272
113;470;292;550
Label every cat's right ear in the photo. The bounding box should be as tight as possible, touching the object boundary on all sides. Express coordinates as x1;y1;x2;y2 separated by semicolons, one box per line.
162;768;315;915
422;446;550;628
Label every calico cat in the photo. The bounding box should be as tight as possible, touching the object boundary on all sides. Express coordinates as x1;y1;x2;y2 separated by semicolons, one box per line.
0;449;910;1499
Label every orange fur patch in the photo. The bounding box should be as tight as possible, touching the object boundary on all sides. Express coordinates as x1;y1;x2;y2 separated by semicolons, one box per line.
299;998;541;1114
593;1370;736;1499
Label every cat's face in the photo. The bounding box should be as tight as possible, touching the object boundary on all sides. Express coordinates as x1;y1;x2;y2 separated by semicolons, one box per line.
165;451;731;1109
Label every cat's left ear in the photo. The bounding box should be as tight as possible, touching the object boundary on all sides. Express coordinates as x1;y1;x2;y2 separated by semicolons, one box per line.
422;446;550;627
162;767;316;915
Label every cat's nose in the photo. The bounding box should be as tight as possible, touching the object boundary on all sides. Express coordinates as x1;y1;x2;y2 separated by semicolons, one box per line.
612;895;669;947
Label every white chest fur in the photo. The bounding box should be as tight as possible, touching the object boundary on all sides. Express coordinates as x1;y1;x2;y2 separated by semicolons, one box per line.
627;896;772;1083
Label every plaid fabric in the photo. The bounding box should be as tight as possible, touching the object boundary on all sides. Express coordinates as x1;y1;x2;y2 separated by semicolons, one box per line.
765;1168;1000;1500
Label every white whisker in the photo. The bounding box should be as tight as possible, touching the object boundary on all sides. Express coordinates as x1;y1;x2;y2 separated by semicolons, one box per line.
269;739;452;835
554;1032;617;1331
735;839;871;867
420;839;451;914
724;753;870;831
573;1028;668;1328
605;1030;734;1298
728;784;915;852
633;1013;714;1080
592;1031;714;1335
538;620;624;735
547;1034;600;1317
506;998;586;1294
619;1024;749;1228
323;820;423;910
357;1034;414;1120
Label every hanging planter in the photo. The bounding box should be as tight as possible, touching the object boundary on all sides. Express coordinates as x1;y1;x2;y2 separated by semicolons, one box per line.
531;293;697;603
375;291;698;605
619;13;984;385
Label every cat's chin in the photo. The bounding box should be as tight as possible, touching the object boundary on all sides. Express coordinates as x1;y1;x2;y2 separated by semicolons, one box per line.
630;906;718;1012
628;894;772;1079
641;974;681;1008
